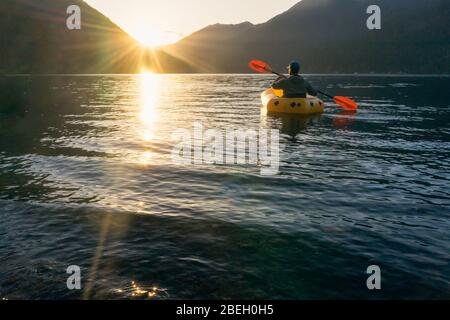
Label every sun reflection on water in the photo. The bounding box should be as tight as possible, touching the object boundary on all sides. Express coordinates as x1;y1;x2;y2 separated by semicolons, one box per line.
140;71;159;127
139;151;153;166
142;130;155;142
138;71;160;165
112;281;168;300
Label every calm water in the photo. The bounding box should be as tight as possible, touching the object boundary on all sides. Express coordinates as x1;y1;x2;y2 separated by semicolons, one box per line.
0;75;449;299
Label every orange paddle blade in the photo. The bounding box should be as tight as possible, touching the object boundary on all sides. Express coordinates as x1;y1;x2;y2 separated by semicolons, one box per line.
249;60;273;74
334;96;359;111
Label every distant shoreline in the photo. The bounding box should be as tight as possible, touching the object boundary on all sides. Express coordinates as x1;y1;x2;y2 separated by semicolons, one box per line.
2;73;450;77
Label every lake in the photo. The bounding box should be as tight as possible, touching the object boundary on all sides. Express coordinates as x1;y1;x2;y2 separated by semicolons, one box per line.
0;74;449;299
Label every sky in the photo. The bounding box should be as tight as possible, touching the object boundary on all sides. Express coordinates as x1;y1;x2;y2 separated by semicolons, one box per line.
85;0;300;47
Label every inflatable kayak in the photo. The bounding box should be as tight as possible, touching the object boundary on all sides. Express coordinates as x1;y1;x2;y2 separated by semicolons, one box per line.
261;89;325;115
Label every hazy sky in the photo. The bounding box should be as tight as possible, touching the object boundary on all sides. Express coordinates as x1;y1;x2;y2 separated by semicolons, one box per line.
85;0;300;46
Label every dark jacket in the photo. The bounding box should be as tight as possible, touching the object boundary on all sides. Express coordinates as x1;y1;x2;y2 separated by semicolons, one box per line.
272;75;317;98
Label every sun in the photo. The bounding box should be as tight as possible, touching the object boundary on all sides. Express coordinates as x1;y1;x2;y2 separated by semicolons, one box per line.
131;28;180;48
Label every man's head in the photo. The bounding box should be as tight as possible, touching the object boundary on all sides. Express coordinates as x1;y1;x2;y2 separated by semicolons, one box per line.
287;61;300;75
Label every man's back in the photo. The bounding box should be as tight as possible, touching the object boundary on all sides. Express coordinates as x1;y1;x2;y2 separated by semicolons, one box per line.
272;75;317;98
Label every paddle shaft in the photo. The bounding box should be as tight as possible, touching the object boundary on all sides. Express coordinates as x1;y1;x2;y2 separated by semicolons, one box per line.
267;69;285;78
317;90;333;99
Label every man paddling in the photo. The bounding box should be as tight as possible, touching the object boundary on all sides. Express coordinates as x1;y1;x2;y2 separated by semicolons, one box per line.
272;61;317;98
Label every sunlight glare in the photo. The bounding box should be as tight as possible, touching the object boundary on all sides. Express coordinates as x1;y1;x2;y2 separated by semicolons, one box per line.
140;71;159;126
139;151;153;166
132;28;180;48
137;71;160;166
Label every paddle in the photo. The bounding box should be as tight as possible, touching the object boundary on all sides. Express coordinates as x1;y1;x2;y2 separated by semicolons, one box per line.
248;60;285;77
316;91;359;112
249;59;359;111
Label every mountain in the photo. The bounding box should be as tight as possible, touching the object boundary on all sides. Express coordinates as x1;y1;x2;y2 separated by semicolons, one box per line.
165;0;450;74
1;0;448;74
0;0;192;74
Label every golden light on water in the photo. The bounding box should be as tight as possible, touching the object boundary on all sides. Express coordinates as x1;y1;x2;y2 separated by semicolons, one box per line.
142;131;155;142
139;151;153;166
140;71;159;126
137;71;160;165
113;281;165;299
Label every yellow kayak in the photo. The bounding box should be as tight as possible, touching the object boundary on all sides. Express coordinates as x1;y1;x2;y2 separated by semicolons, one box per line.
261;88;325;115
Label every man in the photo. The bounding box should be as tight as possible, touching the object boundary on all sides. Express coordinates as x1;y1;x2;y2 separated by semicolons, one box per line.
271;61;317;98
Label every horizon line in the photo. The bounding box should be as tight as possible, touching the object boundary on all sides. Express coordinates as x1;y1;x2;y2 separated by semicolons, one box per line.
3;73;450;77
